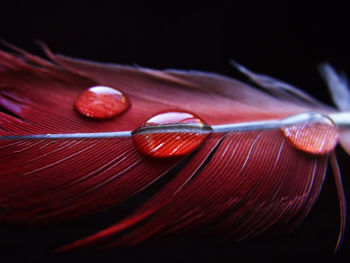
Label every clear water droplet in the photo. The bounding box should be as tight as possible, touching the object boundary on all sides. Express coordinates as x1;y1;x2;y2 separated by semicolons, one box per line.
281;116;338;154
75;86;130;119
132;111;212;158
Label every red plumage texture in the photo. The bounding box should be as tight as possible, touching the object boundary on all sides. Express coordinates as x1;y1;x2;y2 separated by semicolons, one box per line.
0;44;344;250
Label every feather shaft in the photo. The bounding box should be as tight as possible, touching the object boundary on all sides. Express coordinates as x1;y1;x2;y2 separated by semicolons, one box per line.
1;111;349;140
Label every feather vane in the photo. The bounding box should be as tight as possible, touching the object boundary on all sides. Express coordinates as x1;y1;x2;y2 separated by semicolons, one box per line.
0;44;347;251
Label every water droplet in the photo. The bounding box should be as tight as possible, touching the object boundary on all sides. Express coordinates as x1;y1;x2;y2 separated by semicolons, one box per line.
132;111;212;158
280;116;338;154
75;86;130;119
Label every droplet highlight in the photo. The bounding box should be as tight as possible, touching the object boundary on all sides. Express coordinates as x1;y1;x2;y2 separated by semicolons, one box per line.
132;111;212;158
280;116;338;154
75;86;130;119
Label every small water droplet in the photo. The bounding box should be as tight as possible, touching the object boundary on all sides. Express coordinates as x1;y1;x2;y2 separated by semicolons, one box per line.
281;116;338;154
75;86;130;119
132;111;212;158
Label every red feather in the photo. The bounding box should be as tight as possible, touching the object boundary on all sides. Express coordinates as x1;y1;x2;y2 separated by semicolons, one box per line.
0;43;347;252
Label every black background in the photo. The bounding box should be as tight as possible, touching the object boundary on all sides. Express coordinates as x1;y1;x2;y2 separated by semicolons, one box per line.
1;1;350;262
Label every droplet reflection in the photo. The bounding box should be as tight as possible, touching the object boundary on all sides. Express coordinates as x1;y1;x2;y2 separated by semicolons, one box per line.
281;116;338;154
75;86;130;119
132;111;212;158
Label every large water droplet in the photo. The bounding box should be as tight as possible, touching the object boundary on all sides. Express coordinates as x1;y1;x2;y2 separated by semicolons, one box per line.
280;116;338;154
132;111;212;158
75;86;130;119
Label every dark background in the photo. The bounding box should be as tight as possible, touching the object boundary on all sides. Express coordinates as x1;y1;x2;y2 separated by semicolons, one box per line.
1;1;350;262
